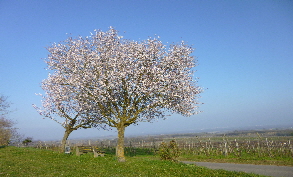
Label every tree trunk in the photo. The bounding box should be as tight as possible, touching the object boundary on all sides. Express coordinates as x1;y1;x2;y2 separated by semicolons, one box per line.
116;125;126;162
61;129;72;153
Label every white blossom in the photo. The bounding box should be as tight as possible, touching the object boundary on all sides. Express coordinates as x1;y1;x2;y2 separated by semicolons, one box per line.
34;27;202;160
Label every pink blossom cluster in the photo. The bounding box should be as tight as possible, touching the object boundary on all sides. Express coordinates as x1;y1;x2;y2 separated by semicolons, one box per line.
34;27;202;128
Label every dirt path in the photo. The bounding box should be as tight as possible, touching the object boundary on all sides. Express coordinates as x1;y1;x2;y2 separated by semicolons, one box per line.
181;161;293;177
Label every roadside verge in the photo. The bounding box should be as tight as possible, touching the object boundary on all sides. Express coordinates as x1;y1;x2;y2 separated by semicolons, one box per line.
181;161;293;177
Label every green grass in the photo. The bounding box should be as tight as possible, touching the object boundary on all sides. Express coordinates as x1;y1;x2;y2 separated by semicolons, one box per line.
0;146;267;177
100;144;293;166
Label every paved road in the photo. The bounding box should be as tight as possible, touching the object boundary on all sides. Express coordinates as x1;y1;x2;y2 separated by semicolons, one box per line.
181;161;293;177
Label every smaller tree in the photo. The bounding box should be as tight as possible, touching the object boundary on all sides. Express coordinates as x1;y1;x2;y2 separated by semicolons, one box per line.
0;95;16;146
0;118;14;146
33;75;107;152
22;137;33;146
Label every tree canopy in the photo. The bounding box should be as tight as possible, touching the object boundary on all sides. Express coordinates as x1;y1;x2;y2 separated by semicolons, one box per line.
40;27;202;161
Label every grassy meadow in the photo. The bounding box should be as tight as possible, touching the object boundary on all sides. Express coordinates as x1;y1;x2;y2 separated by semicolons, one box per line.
0;146;267;177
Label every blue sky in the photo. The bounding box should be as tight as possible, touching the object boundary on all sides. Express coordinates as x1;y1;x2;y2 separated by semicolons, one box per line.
1;0;292;141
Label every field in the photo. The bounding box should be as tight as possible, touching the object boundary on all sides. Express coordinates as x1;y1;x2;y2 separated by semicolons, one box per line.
45;129;292;166
1;146;266;176
3;129;292;176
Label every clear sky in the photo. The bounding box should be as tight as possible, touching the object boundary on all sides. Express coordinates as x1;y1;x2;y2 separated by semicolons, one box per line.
1;0;292;141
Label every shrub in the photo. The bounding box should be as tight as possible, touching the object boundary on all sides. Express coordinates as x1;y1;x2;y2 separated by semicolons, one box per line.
159;140;180;162
22;137;33;146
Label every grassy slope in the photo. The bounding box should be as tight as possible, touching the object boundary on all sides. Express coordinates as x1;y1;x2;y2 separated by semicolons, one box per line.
0;146;266;177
